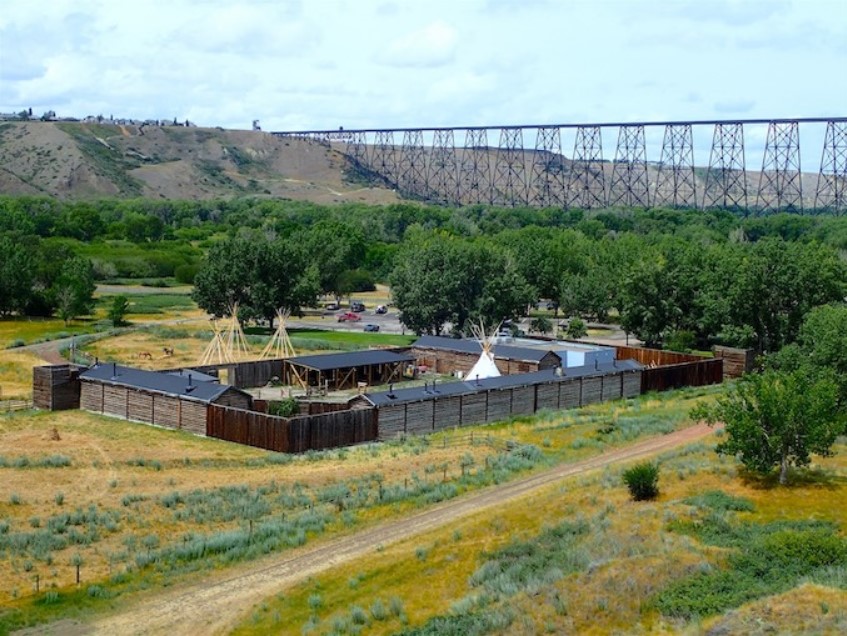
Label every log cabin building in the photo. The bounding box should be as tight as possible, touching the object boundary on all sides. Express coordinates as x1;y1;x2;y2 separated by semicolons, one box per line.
79;362;252;435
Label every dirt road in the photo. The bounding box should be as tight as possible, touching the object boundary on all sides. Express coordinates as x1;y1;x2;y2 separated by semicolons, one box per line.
46;423;715;636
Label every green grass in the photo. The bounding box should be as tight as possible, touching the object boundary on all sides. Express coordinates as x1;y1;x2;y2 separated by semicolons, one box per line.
246;327;416;349
0;317;103;348
96;294;196;316
654;513;847;618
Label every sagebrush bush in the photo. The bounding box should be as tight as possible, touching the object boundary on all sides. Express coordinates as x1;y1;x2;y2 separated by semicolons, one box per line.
622;462;660;501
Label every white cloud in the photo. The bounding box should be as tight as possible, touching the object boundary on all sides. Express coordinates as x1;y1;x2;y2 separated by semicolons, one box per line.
383;20;458;68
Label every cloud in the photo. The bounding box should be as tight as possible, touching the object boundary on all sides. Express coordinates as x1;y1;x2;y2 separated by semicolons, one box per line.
383;20;458;68
714;100;756;114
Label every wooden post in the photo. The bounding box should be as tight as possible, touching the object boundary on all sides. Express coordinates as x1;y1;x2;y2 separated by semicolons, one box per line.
35;574;39;593
76;563;81;586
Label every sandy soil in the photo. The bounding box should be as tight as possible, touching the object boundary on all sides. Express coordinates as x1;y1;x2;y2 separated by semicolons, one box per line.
30;423;714;636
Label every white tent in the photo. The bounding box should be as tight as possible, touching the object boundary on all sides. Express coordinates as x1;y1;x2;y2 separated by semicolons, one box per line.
466;321;501;381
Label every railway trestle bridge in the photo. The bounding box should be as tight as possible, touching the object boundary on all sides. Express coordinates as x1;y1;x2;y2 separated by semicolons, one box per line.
273;118;847;214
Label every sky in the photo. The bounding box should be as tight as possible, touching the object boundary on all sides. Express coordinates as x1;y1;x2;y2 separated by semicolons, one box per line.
1;0;845;163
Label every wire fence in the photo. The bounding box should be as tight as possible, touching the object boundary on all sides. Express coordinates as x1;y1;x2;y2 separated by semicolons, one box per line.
0;399;33;412
432;431;512;453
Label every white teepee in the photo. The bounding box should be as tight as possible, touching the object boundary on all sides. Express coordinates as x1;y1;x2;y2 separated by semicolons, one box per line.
466;321;501;381
260;308;296;360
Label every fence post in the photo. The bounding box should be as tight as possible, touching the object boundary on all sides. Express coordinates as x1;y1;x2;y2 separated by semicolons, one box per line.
34;574;39;593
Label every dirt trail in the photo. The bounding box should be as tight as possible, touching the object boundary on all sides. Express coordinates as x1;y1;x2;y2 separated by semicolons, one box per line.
52;423;715;636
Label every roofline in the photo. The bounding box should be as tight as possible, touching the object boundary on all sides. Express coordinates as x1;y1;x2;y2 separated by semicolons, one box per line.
79;374;247;404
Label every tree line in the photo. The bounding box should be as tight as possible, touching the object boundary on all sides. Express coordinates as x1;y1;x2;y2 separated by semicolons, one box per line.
2;195;846;351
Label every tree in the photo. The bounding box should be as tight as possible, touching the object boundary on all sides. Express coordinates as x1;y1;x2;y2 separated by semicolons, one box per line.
247;239;319;325
297;220;366;299
692;370;845;484
108;295;130;327
192;238;254;317
390;233;533;335
52;257;96;325
565;317;587;340
768;303;847;404
193;236;319;325
529;316;552;335
0;237;34;315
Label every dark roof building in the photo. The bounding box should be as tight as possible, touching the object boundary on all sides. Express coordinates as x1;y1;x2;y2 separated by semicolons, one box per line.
282;349;416;391
78;362;252;435
80;363;237;404
356;359;642;407
413;335;559;364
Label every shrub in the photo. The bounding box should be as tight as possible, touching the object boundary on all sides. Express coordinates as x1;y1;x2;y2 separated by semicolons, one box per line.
268;398;300;418
622;461;660;501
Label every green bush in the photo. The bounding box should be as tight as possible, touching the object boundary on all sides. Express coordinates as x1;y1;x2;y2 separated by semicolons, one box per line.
174;263;200;284
268;398;300;418
622;461;660;501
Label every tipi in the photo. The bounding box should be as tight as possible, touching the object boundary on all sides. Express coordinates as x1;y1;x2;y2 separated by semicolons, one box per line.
260;308;296;360
466;321;501;381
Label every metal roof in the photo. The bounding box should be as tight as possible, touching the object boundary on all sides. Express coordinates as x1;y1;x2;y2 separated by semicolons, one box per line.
165;368;219;383
360;359;642;407
285;349;415;372
79;363;241;404
413;335;561;363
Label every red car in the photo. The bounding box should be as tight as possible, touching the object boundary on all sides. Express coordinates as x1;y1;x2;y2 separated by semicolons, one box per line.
337;312;361;322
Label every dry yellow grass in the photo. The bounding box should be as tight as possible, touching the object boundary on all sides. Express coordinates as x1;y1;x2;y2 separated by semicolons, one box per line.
82;330;213;369
702;584;847;634
0;350;43;399
0;409;496;600
234;438;847;635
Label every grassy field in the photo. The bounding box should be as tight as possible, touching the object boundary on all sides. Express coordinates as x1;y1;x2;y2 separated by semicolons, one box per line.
0;389;721;632
0;317;103;349
0;350;44;399
232;433;847;635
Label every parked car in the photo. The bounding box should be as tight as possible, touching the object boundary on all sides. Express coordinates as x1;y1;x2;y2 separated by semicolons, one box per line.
363;324;380;332
337;312;361;322
325;301;340;311
375;305;387;314
350;301;365;312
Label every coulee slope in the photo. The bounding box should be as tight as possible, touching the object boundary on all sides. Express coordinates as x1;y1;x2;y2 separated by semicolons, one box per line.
0;121;398;204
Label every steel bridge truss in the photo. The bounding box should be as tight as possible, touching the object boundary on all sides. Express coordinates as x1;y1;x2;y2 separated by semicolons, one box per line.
279;118;847;214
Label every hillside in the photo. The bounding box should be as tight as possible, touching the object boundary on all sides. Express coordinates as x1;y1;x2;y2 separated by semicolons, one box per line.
0;121;824;208
0;121;399;204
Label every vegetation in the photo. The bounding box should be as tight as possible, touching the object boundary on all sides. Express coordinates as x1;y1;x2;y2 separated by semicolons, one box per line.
3;195;846;349
107;296;130;327
622;461;660;500
692;369;845;484
656;514;847;618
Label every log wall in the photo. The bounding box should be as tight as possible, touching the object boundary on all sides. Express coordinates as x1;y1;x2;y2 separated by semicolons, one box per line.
712;346;757;378
32;365;81;410
375;370;642;440
79;380;215;435
206;404;377;453
640;359;723;392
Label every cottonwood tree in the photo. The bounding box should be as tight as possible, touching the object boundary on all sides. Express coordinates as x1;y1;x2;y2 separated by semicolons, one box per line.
53;257;96;325
390;233;533;335
193;236;318;324
0;237;34;315
692;370;845;484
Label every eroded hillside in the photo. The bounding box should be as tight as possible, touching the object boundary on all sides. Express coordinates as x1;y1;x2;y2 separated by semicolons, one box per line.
0;121;399;203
